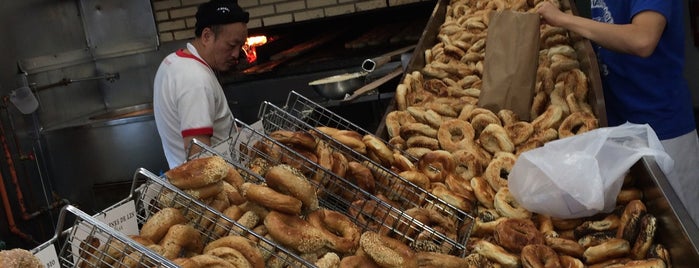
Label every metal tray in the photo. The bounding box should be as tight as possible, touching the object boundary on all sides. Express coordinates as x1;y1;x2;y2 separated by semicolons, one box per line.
99;168;313;267
202;118;473;256
31;204;176;268
375;0;607;139
632;157;699;266
256;102;475;256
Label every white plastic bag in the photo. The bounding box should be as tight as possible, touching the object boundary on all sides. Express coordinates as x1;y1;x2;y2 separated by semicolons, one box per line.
508;122;673;219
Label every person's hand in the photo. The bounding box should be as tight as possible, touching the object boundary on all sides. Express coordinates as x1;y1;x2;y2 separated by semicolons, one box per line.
536;1;567;27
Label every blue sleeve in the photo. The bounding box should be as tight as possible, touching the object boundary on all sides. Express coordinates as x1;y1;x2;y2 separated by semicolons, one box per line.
630;0;671;21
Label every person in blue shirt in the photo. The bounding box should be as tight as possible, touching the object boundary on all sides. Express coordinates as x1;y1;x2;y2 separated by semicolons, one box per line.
537;1;699;226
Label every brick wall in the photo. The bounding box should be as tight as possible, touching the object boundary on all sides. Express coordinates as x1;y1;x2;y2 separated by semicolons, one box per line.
152;0;430;42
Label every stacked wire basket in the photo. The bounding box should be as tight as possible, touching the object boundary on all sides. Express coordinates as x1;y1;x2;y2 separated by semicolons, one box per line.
31;90;476;267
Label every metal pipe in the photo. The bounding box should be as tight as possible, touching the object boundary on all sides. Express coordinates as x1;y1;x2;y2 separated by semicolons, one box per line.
31;72;120;92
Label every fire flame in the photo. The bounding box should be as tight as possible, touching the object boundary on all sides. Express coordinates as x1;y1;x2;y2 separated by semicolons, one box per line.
243;35;268;63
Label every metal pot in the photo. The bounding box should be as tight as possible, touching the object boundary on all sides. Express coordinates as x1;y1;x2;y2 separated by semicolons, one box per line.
309;45;415;100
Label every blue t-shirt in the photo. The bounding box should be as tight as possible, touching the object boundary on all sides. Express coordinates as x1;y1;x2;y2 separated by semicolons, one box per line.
590;0;695;140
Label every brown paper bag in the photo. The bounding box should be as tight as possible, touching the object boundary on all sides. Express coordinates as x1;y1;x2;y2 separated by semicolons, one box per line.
478;10;540;121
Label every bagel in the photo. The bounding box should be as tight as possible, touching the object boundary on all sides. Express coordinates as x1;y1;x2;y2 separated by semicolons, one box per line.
203;236;265;268
264;210;328;253
479;123;515;154
483;152;517;192
404;207;458;246
268;129;317;150
183;180;224;200
497;109;520;126
346;161;377;194
159;224;204;259
471;176;496;209
0;248;42;268
339;254;381;268
431;183;475;214
240;182;303;215
444;173;476;202
330;151;350;178
348;198;397;236
494;218;544;253
582;238;630;264
505;121;534;145
332;130;367;154
388;136;407;151
406;135;441;150
559;255;585;268
578;232;615;248
648;244;671;266
392;152;416;172
418;150;456;183
574;214;621;239
494;187;532;219
307;209;361;254
140;207;187;243
222;181;245;206
314;126;340;137
360;231;417;268
452;148;485;180
558;112;598;138
212;205;245;237
386;111;417;138
471;239;521;268
400;122;438;139
544;232;585;258
520;244;562;268
188;254;236;267
398;170;431;190
405;147;433;159
617;200;647;242
165;156;229;189
437;119;474;152
223;165;245;189
630;214;657;260
363;134;394;167
264;164;319;213
416;251;469;268
531;105;564;132
315;252;341;268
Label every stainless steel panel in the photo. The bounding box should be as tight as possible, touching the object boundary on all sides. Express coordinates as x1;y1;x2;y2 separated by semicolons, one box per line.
41;114;168;214
634;157;699;266
79;0;159;59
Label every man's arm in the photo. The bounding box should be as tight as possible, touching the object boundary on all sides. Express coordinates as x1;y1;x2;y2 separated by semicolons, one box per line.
537;2;666;58
183;135;212;158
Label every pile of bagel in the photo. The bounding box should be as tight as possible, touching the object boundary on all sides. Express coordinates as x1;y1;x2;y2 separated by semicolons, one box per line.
375;0;672;266
154;154;492;267
255;129;469;252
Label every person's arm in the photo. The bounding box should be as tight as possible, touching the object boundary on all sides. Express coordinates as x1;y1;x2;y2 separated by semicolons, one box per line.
183;134;211;158
537;2;666;58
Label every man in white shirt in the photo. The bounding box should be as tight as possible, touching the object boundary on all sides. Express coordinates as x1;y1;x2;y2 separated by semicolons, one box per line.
153;0;248;168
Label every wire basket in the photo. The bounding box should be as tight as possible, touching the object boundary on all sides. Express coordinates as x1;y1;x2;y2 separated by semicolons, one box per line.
31;204;177;268
206;118;471;256
282;90;418;161
96;167;315;267
257;100;475;255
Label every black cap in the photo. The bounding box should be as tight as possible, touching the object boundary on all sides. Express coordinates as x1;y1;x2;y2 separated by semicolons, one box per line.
195;0;249;36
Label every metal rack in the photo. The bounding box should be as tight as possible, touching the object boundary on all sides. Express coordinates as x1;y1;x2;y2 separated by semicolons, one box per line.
210;118;472;256
31;204;176;268
283;90;419;163
257;101;475;255
98;167;316;267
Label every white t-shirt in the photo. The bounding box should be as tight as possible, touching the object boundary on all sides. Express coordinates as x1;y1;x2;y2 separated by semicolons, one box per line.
153;43;234;168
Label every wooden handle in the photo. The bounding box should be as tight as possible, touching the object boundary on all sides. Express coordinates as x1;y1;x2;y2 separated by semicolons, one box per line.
343;67;403;102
